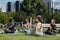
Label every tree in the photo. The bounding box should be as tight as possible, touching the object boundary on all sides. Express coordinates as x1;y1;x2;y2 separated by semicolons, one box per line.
54;12;60;23
14;11;27;22
20;0;52;23
21;0;46;16
0;12;9;24
7;12;16;18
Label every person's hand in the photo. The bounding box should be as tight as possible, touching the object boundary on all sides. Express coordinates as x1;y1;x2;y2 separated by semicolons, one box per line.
6;29;9;31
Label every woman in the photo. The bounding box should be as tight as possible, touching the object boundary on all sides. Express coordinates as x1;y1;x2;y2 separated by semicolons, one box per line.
24;17;31;35
45;19;56;35
50;19;56;35
35;16;43;36
24;18;30;29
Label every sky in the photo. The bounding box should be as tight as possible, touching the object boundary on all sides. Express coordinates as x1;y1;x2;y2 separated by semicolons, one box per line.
52;0;60;2
1;0;17;12
0;0;60;12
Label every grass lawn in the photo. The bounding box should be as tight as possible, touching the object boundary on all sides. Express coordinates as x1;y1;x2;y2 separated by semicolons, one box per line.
0;33;60;40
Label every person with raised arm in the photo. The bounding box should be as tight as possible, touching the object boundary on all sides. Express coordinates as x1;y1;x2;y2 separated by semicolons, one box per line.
35;15;43;36
24;17;31;35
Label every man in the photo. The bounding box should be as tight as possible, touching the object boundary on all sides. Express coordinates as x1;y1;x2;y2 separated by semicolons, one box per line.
4;17;16;33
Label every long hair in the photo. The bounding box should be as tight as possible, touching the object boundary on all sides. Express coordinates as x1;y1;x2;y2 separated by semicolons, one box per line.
9;17;13;22
50;19;56;26
37;17;42;22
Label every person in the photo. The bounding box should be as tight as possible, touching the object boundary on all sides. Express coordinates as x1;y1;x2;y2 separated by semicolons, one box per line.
4;17;16;33
35;15;43;36
45;19;56;35
23;17;31;35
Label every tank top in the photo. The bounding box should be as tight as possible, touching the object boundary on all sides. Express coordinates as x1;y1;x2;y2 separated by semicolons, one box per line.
36;22;43;35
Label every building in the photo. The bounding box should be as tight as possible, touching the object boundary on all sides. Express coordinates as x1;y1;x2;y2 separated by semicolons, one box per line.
44;0;60;12
1;0;23;12
7;1;20;12
44;0;51;10
1;0;60;12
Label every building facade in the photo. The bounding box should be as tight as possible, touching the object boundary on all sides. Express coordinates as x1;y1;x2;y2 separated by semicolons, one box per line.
44;0;60;12
1;0;23;12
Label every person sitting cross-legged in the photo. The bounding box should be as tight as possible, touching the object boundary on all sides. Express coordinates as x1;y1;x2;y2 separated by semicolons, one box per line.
45;19;56;35
35;16;43;36
4;17;16;33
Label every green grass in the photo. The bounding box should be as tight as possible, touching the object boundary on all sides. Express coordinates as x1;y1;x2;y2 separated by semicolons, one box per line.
0;33;60;40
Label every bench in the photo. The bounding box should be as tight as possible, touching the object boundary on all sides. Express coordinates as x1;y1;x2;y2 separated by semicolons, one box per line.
0;24;5;33
42;24;60;28
42;24;60;32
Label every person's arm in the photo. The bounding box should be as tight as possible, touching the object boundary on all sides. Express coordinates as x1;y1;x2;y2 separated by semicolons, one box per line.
9;22;14;28
52;25;56;32
23;24;28;28
36;23;42;30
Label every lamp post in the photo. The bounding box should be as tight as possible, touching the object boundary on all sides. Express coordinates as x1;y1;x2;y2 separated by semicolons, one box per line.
48;2;49;14
52;0;54;18
0;4;2;12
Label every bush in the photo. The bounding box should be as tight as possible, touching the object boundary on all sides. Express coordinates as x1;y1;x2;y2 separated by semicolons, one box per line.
0;12;9;24
54;12;60;23
14;11;27;22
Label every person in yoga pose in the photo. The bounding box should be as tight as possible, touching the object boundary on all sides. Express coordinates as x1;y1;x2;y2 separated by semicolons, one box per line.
4;17;15;33
45;19;56;35
35;15;43;36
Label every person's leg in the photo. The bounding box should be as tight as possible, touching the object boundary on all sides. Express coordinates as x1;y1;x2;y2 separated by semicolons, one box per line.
3;28;8;33
45;30;49;34
4;29;14;33
45;30;52;35
40;28;43;35
35;29;41;36
50;31;56;35
53;30;56;34
45;27;51;35
24;29;29;35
